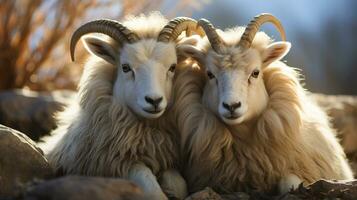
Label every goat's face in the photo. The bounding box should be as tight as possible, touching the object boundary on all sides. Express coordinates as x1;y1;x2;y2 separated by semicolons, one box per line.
83;36;177;119
116;40;177;119
177;15;291;125
205;42;291;125
179;35;291;125
202;48;265;124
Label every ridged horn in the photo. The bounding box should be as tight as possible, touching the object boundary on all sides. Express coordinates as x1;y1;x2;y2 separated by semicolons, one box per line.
158;17;205;43
70;19;139;61
198;18;224;53
238;13;286;49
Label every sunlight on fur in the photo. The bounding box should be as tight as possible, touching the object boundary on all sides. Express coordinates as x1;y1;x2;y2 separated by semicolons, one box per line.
177;21;354;194
46;13;205;200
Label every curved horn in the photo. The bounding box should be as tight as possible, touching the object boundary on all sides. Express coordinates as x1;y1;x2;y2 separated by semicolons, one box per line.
238;13;286;49
158;17;205;43
70;19;139;61
198;18;224;54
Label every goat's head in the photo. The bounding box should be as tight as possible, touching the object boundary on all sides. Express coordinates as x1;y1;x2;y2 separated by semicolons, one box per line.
179;14;291;125
70;17;204;119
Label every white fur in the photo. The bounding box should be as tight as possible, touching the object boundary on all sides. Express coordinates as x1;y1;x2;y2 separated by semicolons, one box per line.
278;174;302;194
46;13;192;200
115;40;176;119
128;164;168;200
159;169;188;199
177;26;354;194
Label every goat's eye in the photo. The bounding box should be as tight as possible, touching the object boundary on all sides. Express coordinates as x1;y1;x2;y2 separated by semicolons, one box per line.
251;69;260;78
207;71;215;79
122;64;131;73
169;64;176;72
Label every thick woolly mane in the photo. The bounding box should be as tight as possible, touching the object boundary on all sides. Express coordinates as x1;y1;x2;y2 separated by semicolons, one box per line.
179;29;353;193
123;12;168;39
47;13;198;178
48;57;181;177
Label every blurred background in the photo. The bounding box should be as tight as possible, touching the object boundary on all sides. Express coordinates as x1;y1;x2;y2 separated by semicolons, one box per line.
191;0;357;95
0;0;356;94
0;0;357;143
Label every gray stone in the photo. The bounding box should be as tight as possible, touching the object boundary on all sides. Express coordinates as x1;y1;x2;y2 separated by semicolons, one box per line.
0;89;75;141
0;125;53;197
23;176;146;200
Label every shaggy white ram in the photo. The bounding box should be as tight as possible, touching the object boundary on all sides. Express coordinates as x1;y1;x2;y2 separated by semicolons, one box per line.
47;13;204;200
176;13;354;194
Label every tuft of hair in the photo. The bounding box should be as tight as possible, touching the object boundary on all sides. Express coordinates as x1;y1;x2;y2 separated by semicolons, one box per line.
123;12;168;39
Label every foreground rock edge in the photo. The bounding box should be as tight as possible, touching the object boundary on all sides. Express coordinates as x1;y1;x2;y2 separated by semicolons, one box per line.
0;125;53;197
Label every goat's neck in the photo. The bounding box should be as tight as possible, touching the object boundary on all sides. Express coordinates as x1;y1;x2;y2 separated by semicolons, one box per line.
228;118;257;142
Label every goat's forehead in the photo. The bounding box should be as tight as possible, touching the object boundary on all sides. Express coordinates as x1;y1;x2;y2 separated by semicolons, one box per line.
208;47;259;71
122;40;176;67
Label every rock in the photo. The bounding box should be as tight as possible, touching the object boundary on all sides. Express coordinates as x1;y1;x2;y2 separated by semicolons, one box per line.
184;179;357;200
290;179;357;200
221;192;250;200
0;125;53;197
0;89;75;141
278;194;302;200
22;176;146;200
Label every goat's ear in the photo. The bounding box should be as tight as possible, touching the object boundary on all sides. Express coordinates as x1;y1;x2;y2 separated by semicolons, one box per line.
262;41;291;67
82;36;118;65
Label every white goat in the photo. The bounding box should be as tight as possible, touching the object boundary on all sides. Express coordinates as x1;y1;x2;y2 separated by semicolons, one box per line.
47;13;204;200
177;14;354;194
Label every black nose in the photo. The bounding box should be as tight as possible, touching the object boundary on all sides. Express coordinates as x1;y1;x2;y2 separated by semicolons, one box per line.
222;101;241;113
145;96;163;107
